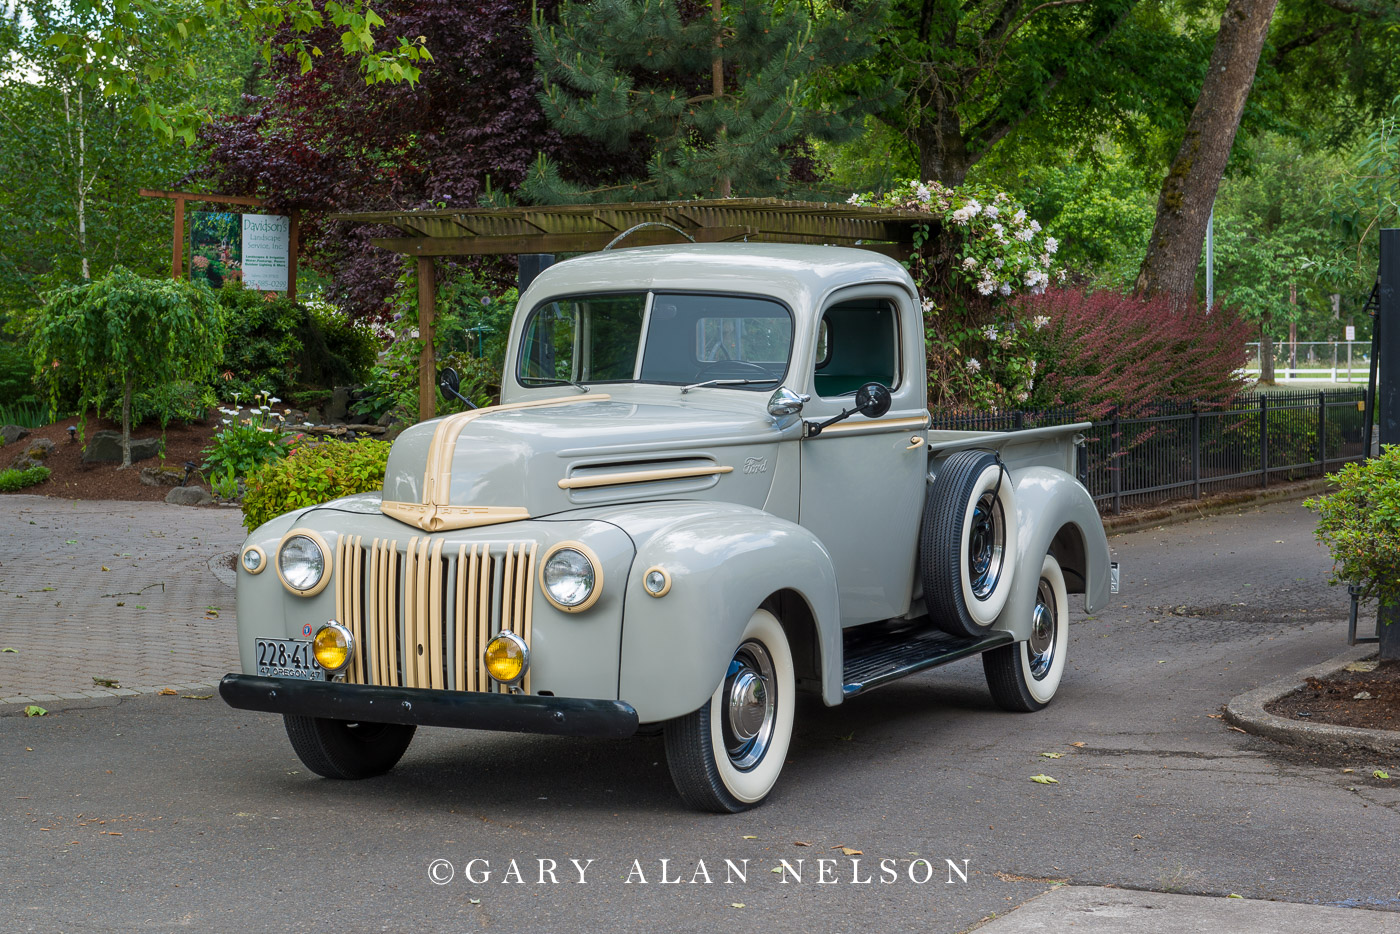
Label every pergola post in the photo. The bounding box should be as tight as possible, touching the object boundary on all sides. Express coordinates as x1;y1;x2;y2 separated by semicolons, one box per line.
171;196;186;279
417;256;437;423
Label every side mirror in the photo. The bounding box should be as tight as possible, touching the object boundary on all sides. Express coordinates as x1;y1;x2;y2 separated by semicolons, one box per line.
806;382;894;438
854;382;892;419
767;387;810;418
437;366;476;410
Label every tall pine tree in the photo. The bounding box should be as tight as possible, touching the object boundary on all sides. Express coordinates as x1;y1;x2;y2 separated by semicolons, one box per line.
523;0;887;203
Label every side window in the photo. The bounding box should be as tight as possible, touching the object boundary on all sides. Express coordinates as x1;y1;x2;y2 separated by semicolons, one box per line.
813;299;899;398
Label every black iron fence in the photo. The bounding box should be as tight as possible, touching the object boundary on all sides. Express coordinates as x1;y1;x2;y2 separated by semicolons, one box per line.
930;388;1369;514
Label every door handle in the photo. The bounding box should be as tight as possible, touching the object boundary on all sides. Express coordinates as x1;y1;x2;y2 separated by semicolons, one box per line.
906;436;925;450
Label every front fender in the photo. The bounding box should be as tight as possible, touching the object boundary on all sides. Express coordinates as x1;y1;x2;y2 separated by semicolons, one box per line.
994;467;1111;640
605;504;842;723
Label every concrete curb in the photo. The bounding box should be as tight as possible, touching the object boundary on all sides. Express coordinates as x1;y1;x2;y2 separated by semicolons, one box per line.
1223;645;1400;758
1102;479;1328;536
0;681;221;717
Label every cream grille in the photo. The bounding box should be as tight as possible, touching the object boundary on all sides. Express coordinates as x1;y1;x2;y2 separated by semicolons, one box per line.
333;535;538;693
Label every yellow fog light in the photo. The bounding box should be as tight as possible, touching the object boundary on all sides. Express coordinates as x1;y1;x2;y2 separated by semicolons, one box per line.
484;632;529;685
313;621;354;674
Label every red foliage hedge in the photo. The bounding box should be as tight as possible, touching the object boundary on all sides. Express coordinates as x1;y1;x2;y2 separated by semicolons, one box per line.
1016;288;1254;415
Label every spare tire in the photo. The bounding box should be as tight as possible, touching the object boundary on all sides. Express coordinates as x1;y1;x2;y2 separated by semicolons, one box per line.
920;449;1018;638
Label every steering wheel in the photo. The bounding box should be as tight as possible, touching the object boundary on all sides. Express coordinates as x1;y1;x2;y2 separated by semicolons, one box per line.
694;359;772;380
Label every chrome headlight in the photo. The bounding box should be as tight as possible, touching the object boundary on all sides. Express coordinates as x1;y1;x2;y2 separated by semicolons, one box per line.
277;530;330;596
540;542;602;612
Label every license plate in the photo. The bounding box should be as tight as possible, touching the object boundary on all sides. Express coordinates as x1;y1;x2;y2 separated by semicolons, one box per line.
255;639;324;681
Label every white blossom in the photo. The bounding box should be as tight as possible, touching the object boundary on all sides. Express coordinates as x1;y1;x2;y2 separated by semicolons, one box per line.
994;257;1005;269
1029;359;1039;374
921;298;935;313
1033;315;1050;331
914;183;932;203
1017;391;1029;403
1040;253;1051;266
998;282;1012;297
846;192;861;205
977;279;997;296
269;396;282;404
950;205;978;224
995;192;1010;203
1045;237;1059;254
984;204;999;219
965;358;982;374
1015;227;1035;242
303;421;315;427
984;326;999;342
1029;219;1041;233
991;222;1005;239
1012;209;1027;225
962;256;978;270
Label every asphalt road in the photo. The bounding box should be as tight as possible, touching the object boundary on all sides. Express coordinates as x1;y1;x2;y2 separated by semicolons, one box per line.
2;499;1397;933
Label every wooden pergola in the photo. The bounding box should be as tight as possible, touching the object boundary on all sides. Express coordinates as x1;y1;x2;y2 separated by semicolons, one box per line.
330;199;931;420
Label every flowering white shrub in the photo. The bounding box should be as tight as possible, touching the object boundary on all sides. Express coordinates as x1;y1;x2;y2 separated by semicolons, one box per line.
845;180;1066;408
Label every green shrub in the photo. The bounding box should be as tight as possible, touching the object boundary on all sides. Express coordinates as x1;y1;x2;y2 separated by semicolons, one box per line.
1308;446;1400;606
241;439;391;532
214;288;306;400
306;301;378;385
132;380;217;428
0;465;51;492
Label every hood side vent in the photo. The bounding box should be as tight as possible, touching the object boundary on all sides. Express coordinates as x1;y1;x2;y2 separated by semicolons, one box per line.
560;456;733;504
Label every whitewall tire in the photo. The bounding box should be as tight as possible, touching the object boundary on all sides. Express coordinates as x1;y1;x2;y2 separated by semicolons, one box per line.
983;554;1069;712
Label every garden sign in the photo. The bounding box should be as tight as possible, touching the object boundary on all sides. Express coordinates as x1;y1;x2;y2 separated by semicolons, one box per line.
190;211;289;292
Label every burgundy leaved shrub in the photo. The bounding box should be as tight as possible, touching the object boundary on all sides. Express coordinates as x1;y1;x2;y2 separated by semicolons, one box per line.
1015;288;1253;416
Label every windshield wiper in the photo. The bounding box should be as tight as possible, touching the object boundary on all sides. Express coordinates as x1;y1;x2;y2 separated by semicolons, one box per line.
680;378;780;394
521;377;590;393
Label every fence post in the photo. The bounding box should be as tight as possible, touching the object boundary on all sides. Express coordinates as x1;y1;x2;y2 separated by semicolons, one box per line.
1014;410;1024;431
1191;402;1201;500
1318;389;1327;474
1110;407;1122;515
1260;395;1269;489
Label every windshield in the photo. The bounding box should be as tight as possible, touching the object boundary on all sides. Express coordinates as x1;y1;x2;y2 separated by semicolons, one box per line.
517;292;793;390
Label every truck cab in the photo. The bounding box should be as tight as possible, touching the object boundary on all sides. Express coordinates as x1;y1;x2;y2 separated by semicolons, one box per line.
222;243;1112;812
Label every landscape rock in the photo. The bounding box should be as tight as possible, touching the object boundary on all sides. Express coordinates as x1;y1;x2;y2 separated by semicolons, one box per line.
140;465;187;487
326;387;351;423
9;438;55;471
165;486;214;506
82;430;162;464
1;425;29;446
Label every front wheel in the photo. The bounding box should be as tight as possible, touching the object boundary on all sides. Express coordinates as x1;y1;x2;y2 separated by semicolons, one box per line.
983;554;1069;712
664;609;795;813
283;715;416;779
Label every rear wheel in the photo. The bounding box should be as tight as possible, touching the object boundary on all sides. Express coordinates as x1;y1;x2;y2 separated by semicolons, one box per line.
983;554;1069;712
664;609;795;813
283;715;416;779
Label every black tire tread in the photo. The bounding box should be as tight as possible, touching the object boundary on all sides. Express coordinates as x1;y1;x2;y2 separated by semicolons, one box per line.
283;715;416;780
921;449;1000;638
663;704;748;813
982;644;1043;712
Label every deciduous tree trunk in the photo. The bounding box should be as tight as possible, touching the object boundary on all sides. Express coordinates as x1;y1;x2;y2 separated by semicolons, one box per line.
1135;0;1280;303
120;377;133;469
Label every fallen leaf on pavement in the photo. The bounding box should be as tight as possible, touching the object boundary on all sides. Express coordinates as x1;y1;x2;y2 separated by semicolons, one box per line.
1375;770;1391;780
1207;714;1223;719
92;677;119;688
1041;752;1062;759
793;841;811;847
1228;726;1247;733
181;694;213;700
1030;774;1059;784
157;689;177;696
1342;768;1355;773
101;566;109;572
1069;741;1085;747
840;847;862;856
742;835;757;839
23;705;46;717
2;647;17;654
730;903;745;909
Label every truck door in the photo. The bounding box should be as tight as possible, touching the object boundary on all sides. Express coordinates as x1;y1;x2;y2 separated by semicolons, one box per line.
798;290;928;626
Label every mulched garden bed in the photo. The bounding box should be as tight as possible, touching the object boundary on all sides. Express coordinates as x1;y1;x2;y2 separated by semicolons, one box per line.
1265;658;1400;732
0;415;220;502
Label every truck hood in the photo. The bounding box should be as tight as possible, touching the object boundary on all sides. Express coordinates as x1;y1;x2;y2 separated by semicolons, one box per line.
380;395;790;532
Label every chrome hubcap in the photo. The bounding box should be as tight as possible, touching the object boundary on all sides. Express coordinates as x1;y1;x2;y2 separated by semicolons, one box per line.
722;641;776;771
968;492;1006;600
1028;578;1058;680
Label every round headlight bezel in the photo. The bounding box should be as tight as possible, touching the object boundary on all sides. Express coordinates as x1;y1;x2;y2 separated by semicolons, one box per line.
240;545;267;575
539;541;603;613
642;565;672;598
483;631;529;685
313;621;354;674
276;528;332;597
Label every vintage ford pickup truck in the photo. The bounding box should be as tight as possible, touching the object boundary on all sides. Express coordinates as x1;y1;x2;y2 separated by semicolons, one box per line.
221;243;1114;812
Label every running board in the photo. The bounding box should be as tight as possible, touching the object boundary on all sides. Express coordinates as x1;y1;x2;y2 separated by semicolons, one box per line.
841;622;1014;698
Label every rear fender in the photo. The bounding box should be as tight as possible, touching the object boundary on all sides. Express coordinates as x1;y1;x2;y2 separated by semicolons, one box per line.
613;507;842;722
994;467;1111;640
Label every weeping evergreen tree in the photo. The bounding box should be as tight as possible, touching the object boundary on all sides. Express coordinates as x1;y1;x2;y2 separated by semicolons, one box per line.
523;0;887;203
